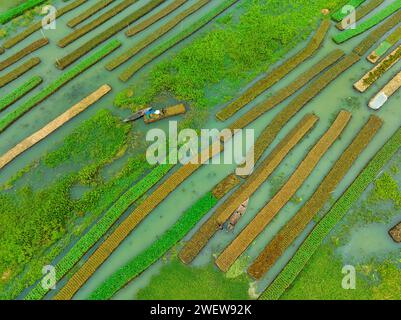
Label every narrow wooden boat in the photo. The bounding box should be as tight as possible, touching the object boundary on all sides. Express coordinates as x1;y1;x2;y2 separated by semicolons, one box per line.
227;199;249;231
123;107;152;122
389;221;401;243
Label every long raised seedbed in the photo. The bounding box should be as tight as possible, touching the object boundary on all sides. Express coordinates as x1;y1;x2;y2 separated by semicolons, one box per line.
0;57;41;88
368;24;401;63
2;0;88;49
53;142;223;300
0;85;111;170
353;9;401;56
88;174;240;300
0;40;121;134
106;0;210;71
119;0;241;82
228;49;344;131
179;114;319;264
248;115;383;279
354;44;401;92
125;0;186;37
67;0;117;28
215;111;352;272
56;0;164;69
333;0;401;44
260;125;401;300
0;0;47;25
0;76;42;113
331;0;367;22
215;19;331;122
369;68;401;109
59;0;137;48
246;53;360;165
336;0;385;30
0;38;48;72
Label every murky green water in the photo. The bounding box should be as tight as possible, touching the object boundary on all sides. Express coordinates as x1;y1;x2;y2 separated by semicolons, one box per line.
1;0;400;300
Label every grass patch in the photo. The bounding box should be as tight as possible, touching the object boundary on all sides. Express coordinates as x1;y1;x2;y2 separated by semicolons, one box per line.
0;0;47;25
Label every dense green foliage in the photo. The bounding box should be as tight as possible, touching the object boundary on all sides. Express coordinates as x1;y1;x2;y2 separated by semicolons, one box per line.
0;76;42;112
136;259;250;300
260;126;401;300
115;0;348;129
89;192;218;299
0;40;120;133
0;110;146;300
0;0;46;25
333;0;401;43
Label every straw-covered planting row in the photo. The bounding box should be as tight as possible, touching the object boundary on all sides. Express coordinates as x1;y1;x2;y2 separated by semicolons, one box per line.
89;174;239;300
353;10;401;56
215;19;331;122
106;0;210;71
247;53;360;164
368;24;401;63
24;162;174;300
228;49;344;131
178;114;318;264
333;0;401;44
0;57;40;89
0;38;48;72
67;0;116;28
0;0;47;25
331;0;367;22
53;143;223;300
0;40;120;134
370;69;401;109
260;125;401;301
0;85;111;171
119;0;240;82
3;0;88;49
56;0;163;69
0;76;42;113
125;0;186;37
59;0;136;48
248;115;383;280
336;0;385;30
215;111;352;272
354;44;401;92
0;47;4;55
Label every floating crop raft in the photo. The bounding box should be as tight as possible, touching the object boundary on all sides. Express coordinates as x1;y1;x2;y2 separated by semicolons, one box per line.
331;0;367;22
0;0;47;25
144;104;187;124
67;0;117;28
369;69;401;109
368;24;401;63
0;57;41;88
0;85;111;170
248;115;383;279
389;222;401;243
354;44;401;92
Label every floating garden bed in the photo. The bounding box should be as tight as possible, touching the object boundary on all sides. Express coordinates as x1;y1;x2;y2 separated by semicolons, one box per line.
88;174;240;300
125;0;186;37
0;57;40;88
0;85;111;170
56;0;164;69
2;0;88;49
106;0;210;71
0;0;47;25
369;69;401;109
0;38;48;72
248;115;383;279
179;114;318;264
215;19;331;122
0;40;120;134
336;0;385;30
228;49;344;131
331;0;367;22
215;111;352;272
53;143;223;300
368;24;401;63
354;44;401;92
0;76;42;113
333;0;401;44
59;0;136;48
119;0;241;82
67;0;117;28
260;125;401;300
